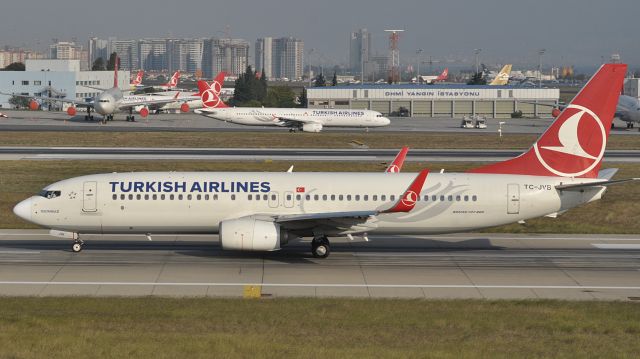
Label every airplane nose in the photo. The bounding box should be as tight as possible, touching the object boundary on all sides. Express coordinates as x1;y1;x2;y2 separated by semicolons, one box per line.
382;117;391;125
13;198;32;221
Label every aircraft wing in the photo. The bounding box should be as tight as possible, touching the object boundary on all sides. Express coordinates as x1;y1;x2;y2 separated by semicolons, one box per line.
266;170;429;233
117;97;193;110
270;115;319;127
0;92;93;108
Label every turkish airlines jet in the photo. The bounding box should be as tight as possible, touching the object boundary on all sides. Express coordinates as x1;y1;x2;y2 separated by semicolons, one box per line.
2;62;190;123
130;70;144;88
151;72;226;113
419;68;448;84
13;64;638;258
193;81;390;132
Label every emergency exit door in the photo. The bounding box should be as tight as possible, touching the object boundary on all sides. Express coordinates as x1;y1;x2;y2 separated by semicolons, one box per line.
83;181;97;212
507;184;520;214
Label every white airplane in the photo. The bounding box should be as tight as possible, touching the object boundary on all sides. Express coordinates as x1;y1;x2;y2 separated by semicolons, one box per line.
488;64;512;86
193;81;390;132
615;95;640;130
13;64;638;258
419;68;448;84
148;72;226;114
2;61;191;123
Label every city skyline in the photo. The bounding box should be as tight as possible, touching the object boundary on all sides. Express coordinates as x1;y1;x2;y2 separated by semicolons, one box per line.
0;0;638;70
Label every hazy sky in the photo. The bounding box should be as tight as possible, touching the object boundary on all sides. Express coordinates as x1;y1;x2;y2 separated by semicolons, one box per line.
1;0;638;69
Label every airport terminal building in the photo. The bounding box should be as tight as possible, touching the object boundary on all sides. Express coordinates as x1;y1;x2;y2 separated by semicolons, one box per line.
307;85;560;118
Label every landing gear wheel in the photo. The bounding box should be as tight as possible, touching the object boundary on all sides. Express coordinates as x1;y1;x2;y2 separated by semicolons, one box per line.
71;241;83;253
311;237;330;258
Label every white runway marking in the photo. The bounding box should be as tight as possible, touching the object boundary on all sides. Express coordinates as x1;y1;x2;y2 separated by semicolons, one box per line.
0;281;639;290
592;244;640;250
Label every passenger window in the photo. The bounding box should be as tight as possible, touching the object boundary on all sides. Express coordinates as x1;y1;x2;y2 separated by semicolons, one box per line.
129;194;133;200
248;194;253;200
231;194;236;200
213;194;219;200
205;194;209;200
256;195;260;201
440;195;445;201
456;195;461;201
432;195;436;201
120;194;125;200
112;194;117;200
271;194;276;201
464;195;469;201
197;194;201;200
363;195;368;201
296;194;301;201
136;194;141;200
448;195;452;201
305;195;311;201
314;194;319;200
373;195;377;201
263;194;268;200
178;194;183;200
390;195;395;201
423;195;428;201
331;195;335;201
472;195;478;202
322;194;327;201
153;194;157;200
339;195;344;201
355;195;360;201
170;194;174;200
144;194;149;200
381;195;386;201
161;194;166;200
286;194;292;201
347;195;352;201
187;194;192;200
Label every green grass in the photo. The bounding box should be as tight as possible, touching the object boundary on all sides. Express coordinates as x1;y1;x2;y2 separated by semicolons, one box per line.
0;297;639;358
1;160;639;233
1;130;639;149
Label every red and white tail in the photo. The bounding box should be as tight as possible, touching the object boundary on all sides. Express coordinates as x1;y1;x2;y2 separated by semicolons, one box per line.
469;63;627;178
113;56;119;88
197;76;228;109
165;71;180;88
386;146;409;173
436;68;448;81
131;70;143;86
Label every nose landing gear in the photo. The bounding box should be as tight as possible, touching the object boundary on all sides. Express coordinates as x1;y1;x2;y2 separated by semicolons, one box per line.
71;239;84;253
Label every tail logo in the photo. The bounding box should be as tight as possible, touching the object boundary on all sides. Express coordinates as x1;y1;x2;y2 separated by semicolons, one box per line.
387;165;400;173
202;87;222;108
400;190;418;207
533;104;606;177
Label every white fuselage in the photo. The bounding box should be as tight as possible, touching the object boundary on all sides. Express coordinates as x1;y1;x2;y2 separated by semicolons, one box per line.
196;108;390;128
15;172;605;236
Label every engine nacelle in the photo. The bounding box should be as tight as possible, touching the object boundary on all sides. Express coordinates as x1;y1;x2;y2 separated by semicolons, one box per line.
180;103;190;113
302;123;323;133
29;100;39;111
139;107;149;118
219;216;292;251
551;108;561;118
67;106;77;116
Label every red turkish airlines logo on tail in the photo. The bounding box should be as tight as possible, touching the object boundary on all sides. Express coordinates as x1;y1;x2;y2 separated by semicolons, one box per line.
400;190;418;208
387;165;400;173
533;104;606;177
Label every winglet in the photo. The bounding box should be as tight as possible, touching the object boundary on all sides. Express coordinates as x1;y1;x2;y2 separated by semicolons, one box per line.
386;146;409;173
381;169;429;213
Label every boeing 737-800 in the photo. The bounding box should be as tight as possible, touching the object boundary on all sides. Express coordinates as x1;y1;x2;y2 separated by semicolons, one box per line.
193;81;390;132
13;64;638;258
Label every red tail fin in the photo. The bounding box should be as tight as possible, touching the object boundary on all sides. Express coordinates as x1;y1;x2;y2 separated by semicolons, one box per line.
382;169;429;213
469;63;627;178
386;146;409;173
197;80;228;108
169;71;180;87
436;68;448;81
211;71;226;95
132;70;143;86
113;56;119;88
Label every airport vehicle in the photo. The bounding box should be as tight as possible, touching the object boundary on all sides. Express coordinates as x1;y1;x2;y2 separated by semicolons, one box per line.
460;116;474;128
489;64;512;85
13;64;638;258
193;81;391;132
474;116;487;129
2;63;190;123
419;68;448;84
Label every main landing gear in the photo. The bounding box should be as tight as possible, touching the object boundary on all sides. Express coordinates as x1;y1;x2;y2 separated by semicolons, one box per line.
311;236;330;258
126;108;136;122
71;239;84;253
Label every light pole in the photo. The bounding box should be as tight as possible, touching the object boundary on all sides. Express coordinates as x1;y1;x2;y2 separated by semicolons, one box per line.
474;48;482;75
416;49;423;82
538;48;546;88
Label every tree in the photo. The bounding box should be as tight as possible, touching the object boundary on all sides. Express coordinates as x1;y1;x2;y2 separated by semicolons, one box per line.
106;52;119;71
91;57;106;71
331;72;338;86
9;95;31;109
4;62;25;71
298;88;308;108
232;66;271;107
314;73;326;87
467;72;487;85
265;86;296;108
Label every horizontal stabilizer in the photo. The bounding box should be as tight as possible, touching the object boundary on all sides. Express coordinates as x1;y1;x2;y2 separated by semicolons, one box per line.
556;178;639;191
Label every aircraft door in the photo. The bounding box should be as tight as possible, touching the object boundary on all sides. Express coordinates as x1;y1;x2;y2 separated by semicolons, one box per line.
83;181;98;212
507;184;520;214
268;192;279;208
283;191;294;208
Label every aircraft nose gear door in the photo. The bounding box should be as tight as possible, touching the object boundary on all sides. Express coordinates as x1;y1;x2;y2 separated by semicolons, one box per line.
83;181;98;212
507;184;520;214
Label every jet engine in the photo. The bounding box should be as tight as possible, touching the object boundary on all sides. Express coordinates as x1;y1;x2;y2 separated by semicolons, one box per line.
302;123;323;133
180;103;190;113
551;108;561;118
219;216;294;251
139;107;149;118
67;106;77;116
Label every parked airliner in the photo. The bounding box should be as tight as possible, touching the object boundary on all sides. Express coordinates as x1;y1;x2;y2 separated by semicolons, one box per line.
193;81;390;132
13;64;638;258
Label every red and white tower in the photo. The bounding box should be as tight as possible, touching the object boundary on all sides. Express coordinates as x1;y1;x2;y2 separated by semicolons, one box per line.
384;29;405;83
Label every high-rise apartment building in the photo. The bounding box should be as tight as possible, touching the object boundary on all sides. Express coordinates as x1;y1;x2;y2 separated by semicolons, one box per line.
256;37;304;80
349;29;372;77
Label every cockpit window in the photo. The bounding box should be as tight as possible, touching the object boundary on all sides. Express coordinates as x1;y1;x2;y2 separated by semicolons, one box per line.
99;99;109;103
376;114;383;117
38;190;61;199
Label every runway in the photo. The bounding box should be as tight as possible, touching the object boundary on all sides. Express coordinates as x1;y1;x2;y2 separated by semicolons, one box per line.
1;146;639;163
0;230;638;300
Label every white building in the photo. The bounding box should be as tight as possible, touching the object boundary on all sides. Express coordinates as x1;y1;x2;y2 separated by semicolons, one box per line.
256;37;304;81
0;60;129;109
307;84;559;118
